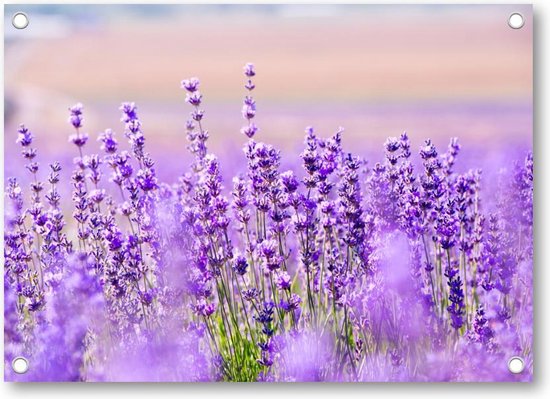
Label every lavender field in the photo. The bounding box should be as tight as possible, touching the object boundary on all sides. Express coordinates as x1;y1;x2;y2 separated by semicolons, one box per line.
3;4;534;382
3;61;533;381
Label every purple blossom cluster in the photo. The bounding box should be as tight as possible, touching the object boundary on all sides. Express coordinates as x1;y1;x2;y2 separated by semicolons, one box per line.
4;64;533;382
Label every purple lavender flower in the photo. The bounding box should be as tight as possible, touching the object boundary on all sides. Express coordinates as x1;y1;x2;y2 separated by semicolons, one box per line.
276;271;291;291
68;103;84;128
233;255;248;276
186;92;203;107
471;305;494;347
181;77;200;92
119;102;139;122
98;129;118;154
16;124;33;147
445;267;465;330
240;63;258;138
260;239;282;272
279;293;302;313
244;63;256;77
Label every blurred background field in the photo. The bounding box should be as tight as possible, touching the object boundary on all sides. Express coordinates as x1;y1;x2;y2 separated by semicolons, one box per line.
4;4;532;183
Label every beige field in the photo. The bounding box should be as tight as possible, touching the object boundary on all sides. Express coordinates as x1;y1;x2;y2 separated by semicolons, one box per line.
4;5;532;179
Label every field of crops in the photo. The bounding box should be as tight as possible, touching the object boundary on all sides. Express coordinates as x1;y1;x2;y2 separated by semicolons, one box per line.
4;61;533;381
